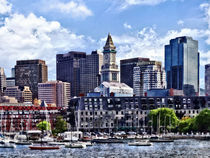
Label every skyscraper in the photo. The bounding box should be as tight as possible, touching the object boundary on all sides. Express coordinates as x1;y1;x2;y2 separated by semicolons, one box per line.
101;33;119;83
56;51;86;97
120;58;150;88
133;61;166;96
165;36;199;96
80;50;103;95
0;68;6;95
15;60;48;99
205;64;210;96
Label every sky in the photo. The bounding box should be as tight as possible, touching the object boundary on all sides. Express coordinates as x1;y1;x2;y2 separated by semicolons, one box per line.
0;0;210;88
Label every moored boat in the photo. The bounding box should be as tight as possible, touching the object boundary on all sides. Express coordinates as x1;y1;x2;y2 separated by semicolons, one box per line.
128;140;152;146
65;142;86;148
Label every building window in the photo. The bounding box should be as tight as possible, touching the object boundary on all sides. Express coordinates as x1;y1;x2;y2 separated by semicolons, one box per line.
112;73;117;81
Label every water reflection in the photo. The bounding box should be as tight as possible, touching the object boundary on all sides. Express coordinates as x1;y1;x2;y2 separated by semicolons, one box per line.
0;139;210;158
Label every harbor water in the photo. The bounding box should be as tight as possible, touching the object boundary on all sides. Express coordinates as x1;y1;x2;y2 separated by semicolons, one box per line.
0;139;210;158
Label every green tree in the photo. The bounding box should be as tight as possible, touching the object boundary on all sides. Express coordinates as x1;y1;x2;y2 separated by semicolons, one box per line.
193;108;210;132
37;121;51;131
178;117;195;133
52;116;67;135
148;108;179;133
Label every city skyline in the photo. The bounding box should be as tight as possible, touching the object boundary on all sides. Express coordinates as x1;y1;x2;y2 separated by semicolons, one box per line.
0;0;209;89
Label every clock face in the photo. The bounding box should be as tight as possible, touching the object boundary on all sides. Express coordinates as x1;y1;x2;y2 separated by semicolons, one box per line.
105;54;109;62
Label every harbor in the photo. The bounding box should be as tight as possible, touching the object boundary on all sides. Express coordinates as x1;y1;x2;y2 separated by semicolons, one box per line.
0;139;209;157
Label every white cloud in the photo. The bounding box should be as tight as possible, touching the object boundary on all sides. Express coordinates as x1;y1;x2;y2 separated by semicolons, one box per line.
48;0;93;19
107;0;167;11
123;23;132;29
177;20;184;26
0;0;12;14
0;12;94;79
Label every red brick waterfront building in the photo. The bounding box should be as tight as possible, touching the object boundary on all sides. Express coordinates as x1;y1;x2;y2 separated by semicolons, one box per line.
0;103;62;132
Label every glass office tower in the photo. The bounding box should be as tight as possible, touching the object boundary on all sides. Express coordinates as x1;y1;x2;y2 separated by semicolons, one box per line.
165;36;199;96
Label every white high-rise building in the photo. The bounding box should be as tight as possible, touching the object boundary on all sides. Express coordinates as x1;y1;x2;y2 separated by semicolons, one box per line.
133;62;166;96
38;81;70;107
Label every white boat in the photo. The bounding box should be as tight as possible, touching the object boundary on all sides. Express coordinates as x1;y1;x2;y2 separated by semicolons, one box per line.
0;140;16;148
65;142;86;148
80;141;93;146
48;142;66;145
128;140;153;146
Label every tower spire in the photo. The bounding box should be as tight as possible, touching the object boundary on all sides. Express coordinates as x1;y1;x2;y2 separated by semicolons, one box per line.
103;33;116;50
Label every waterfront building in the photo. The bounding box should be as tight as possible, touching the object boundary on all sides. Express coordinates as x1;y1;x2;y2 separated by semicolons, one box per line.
38;81;71;107
68;96;209;132
15;60;48;99
205;64;210;96
80;50;103;95
0;68;6;94
0;103;61;132
101;33;119;83
120;58;150;88
165;36;199;96
56;51;86;97
94;81;133;97
4;86;32;103
133;61;166;96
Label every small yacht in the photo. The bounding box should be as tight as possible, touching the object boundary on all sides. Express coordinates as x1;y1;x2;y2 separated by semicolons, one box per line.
128;140;152;146
65;142;86;148
0;140;16;148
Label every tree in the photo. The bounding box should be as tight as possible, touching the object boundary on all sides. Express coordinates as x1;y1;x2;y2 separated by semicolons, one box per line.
148;108;179;133
193;108;210;132
37;121;51;131
178;117;195;133
52;116;67;135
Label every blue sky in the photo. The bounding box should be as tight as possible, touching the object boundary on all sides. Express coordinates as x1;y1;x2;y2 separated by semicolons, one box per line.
0;0;210;88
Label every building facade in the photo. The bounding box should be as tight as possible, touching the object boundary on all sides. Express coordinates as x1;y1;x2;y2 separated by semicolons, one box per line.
68;96;210;132
0;104;61;132
0;68;6;95
6;77;15;87
133;61;166;96
15;60;48;99
205;64;210;96
4;86;32;103
38;81;71;107
120;58;150;88
80;51;103;95
56;51;86;97
101;33;119;83
94;81;133;97
165;36;199;96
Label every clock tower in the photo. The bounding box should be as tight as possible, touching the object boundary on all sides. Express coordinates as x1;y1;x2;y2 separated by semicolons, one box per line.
101;33;119;83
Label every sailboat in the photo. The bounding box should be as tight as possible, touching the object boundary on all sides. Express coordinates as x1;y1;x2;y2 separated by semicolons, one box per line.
29;101;60;150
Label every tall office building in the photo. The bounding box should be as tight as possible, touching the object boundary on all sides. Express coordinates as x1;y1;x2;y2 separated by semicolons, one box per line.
133;61;166;96
38;81;71;107
0;68;6;95
15;60;48;99
80;50;103;95
165;36;199;96
120;58;150;88
205;64;210;96
56;51;86;97
101;33;119;83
